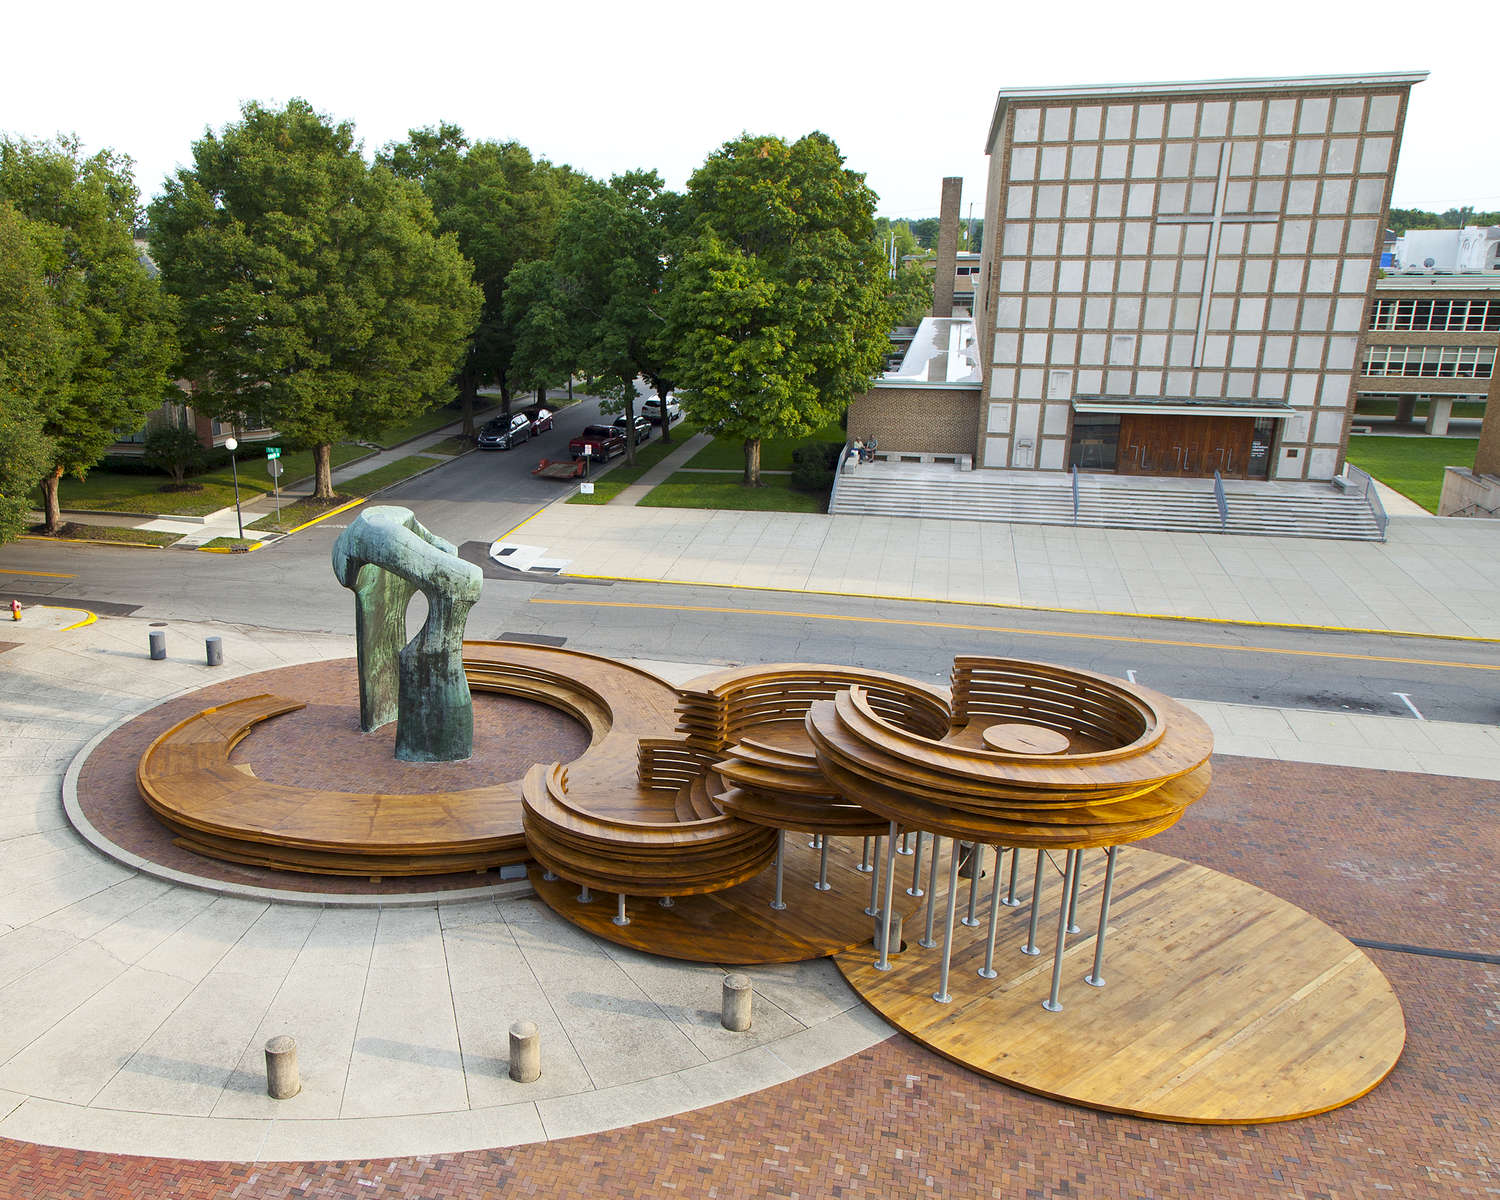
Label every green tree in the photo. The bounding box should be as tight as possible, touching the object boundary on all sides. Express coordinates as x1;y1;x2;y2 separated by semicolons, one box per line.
150;100;481;498
0;137;177;533
0;203;58;542
142;420;206;485
663;132;891;485
888;263;933;327
508;171;679;463
380;127;578;435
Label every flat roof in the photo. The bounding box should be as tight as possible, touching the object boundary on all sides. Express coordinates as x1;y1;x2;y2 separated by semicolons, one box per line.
1376;272;1500;292
986;71;1428;151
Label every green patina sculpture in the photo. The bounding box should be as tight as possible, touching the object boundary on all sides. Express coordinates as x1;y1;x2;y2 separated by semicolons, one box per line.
331;506;483;762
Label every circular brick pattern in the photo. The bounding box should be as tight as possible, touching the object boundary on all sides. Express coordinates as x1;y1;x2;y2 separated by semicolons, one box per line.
74;658;589;897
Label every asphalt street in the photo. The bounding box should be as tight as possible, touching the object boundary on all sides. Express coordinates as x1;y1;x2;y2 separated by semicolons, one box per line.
3;405;1498;727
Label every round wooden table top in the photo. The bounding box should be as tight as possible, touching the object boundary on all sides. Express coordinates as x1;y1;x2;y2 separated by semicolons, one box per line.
982;722;1071;755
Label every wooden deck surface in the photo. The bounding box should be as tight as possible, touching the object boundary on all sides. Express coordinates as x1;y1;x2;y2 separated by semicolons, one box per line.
531;834;948;963
836;847;1405;1124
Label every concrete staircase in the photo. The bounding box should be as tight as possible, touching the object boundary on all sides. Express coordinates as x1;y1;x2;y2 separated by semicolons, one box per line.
830;471;1386;541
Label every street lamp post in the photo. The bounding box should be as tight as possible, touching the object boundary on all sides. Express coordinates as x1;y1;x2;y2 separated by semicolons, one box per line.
224;437;244;540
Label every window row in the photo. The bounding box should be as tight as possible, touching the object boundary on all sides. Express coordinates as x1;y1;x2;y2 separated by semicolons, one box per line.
1000;217;1377;259
1368;298;1500;332
989;365;1355;411
993;254;1373;299
1004;179;1386;222
1011;94;1400;145
1361;345;1496;378
1008;137;1393;184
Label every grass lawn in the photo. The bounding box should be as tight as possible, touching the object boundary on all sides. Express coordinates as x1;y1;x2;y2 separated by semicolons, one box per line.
49;443;368;517
425;436;471;456
684;421;845;472
372;402;473;448
1344;435;1479;513
247;456;435;532
638;472;825;513
565;421;702;505
28;522;180;546
198;537;261;552
1354;398;1486;420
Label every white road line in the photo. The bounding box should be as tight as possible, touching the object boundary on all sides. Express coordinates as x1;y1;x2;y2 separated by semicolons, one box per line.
1126;669;1138;684
1393;691;1425;721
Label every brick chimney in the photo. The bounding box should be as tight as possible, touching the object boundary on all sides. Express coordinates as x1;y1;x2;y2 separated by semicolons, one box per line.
932;177;962;318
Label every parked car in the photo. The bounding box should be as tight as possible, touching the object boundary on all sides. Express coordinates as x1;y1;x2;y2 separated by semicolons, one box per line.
569;424;627;460
477;411;533;450
641;393;681;424
525;405;554;434
612;413;653;445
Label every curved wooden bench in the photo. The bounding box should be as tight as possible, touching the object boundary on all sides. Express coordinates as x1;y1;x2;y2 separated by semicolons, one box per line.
137;642;690;878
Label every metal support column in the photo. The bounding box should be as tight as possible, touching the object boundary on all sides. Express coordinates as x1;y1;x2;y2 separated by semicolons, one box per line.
857;836;873;873
919;837;943;948
978;846;1004;979
770;829;787;911
1066;850;1084;934
814;834;831;891
1021;850;1045;955
906;831;925;897
933;846;963;1003
1003;847;1022;907
578;885;592;904
865;835;883;915
962;843;983;927
613;894;630;926
1085;846;1120;988
898;831;914;855
875;820;900;971
1043;851;1078;1011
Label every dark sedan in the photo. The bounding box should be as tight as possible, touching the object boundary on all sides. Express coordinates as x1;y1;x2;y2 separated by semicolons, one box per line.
477;412;533;450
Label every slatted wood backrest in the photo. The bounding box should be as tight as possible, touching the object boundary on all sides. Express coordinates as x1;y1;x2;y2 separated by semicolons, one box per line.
949;657;1156;749
637;738;720;792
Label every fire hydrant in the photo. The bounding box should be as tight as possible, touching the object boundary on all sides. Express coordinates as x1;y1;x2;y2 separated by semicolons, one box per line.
9;600;20;621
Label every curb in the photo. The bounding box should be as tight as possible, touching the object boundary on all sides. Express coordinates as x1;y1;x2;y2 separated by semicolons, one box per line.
20;534;170;550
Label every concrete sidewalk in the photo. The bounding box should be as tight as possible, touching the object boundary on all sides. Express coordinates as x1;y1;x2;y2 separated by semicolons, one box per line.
505;506;1500;638
0;614;1497;1162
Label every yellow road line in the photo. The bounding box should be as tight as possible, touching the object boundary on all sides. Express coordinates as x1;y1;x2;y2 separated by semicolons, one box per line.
283;497;366;536
559;571;1500;646
54;608;97;631
0;567;76;579
528;597;1500;674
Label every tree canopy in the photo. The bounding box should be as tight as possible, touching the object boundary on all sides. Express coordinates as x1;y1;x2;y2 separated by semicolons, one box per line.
663;132;891;484
0;136;176;533
150;100;481;497
508;171;679;460
0;203;58;541
380;126;579;430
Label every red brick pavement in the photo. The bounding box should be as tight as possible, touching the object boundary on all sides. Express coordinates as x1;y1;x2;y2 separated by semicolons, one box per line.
1;757;1493;1199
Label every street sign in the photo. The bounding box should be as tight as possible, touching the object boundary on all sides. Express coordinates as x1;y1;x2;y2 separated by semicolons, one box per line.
266;446;282;460
267;459;283;478
580;482;594;495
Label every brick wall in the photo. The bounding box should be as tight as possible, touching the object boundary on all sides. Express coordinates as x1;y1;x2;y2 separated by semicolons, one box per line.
848;386;982;455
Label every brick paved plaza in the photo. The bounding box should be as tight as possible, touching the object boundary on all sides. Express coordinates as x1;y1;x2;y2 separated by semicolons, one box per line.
0;752;1492;1199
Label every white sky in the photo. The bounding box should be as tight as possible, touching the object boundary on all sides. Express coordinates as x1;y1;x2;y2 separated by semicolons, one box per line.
3;0;1492;220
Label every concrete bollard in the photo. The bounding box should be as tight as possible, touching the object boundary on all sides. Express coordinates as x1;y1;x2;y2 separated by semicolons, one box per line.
509;1020;541;1082
874;911;904;956
205;636;224;667
265;1035;300;1099
721;973;753;1032
148;629;166;660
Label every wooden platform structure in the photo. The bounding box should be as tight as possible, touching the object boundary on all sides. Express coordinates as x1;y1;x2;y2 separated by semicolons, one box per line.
837;846;1406;1124
131;645;1406;1124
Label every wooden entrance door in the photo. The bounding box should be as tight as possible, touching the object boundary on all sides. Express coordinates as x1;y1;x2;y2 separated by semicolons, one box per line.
1116;414;1257;478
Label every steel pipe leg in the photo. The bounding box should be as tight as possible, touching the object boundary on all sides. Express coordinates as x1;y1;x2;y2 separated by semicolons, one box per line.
814;834;831;891
1003;846;1022;907
658;896;675;908
898;832;913;856
865;836;883;915
962;843;983;927
613;894;630;926
1021;850;1045;955
1086;846;1120;988
542;870;558;882
857;836;873;873
876;821;900;972
578;885;593;904
1043;851;1078;1011
978;845;1004;979
770;829;787;911
906;832;925;897
933;847;963;1003
920;837;943;948
1066;850;1084;935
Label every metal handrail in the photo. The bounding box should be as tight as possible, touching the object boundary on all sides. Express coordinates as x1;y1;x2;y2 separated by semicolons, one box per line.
1343;463;1389;539
1071;465;1080;525
827;439;857;513
1212;471;1229;533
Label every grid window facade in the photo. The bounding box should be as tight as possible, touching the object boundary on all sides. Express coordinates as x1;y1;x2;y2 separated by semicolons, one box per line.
984;82;1413;480
1361;345;1496;379
1368;297;1500;332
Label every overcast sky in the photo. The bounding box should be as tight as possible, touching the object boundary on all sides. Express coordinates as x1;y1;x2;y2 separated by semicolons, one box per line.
4;0;1491;220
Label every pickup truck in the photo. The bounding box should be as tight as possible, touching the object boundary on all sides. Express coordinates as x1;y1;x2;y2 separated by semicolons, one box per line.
569;424;627;460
